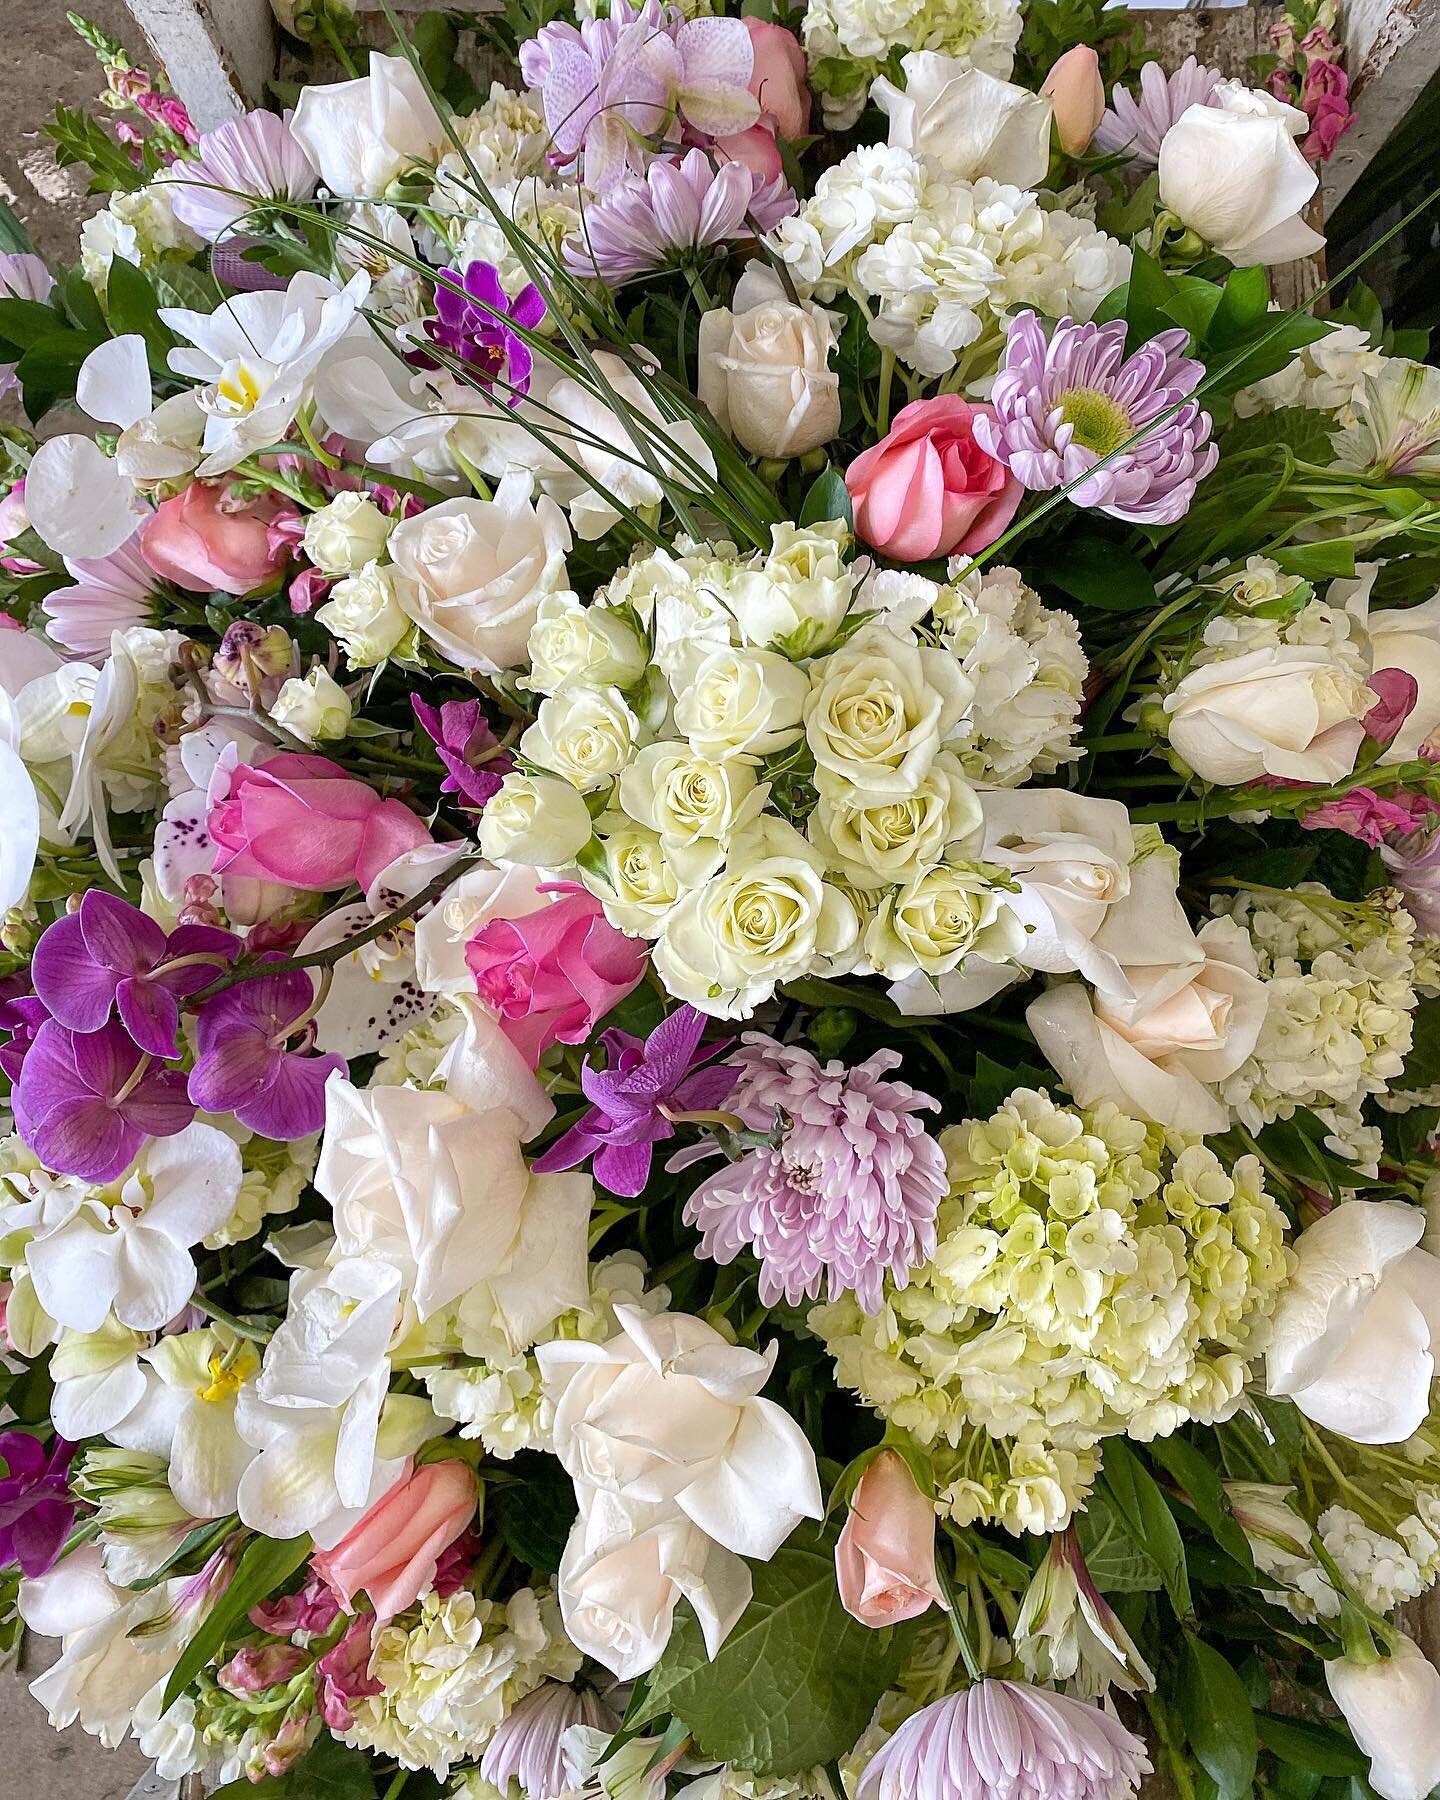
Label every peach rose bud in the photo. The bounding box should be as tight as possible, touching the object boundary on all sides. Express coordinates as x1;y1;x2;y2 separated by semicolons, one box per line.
312;1459;478;1623
1041;47;1105;156
835;1450;945;1628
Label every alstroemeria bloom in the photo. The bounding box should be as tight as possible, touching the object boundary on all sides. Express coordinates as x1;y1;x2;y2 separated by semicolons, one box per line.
1267;1200;1440;1443
15;1020;194;1184
538;1305;822;1561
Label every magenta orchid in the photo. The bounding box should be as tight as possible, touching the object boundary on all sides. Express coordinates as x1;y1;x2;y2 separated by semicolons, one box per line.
416;261;546;399
188;961;347;1138
0;1430;76;1580
15;1018;194;1183
410;693;512;812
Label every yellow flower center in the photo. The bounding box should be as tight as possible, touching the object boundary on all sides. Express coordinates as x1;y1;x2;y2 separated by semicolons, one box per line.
1055;386;1132;457
196;1347;258;1404
216;359;264;415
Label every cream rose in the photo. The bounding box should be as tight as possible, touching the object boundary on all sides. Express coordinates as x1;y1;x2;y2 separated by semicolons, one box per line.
722;520;855;655
477;772;594;867
590;822;692;939
698;273;842;461
864;860;1025;979
315;559;412;666
387;471;571;674
807;750;982;889
521;685;645;793
301;491;392;576
805;625;973;801
291;53;446;195
673;647;809;760
652;816;859;1018
526;591;648;696
873;56;1051;185
618;742;765;851
1164;644;1373;786
269;667;352;744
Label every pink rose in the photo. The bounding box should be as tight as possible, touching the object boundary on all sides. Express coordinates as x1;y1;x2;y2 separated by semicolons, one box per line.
1041;46;1104;155
846;397;1022;563
835;1450;945;1629
714;123;786;184
141;482;297;597
209;751;432;893
312;1461;478;1624
746;18;810;139
465;880;647;1068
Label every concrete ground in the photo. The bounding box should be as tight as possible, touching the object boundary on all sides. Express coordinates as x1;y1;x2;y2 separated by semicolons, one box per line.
2;7;152;1790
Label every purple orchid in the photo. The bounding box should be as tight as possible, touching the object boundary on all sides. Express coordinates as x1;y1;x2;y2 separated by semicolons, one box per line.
532;1003;736;1197
31;890;239;1059
416;262;546;401
411;693;513;812
0;983;47;1083
0;1431;76;1579
188;961;347;1140
15;1019;194;1183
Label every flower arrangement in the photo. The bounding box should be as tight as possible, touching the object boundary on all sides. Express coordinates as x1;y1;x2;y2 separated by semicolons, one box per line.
1;5;1440;1799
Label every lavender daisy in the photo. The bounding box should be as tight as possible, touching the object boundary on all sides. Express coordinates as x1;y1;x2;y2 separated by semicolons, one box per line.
1093;56;1224;165
479;1681;617;1800
40;539;159;659
975;311;1218;526
565;149;796;284
676;1035;946;1313
165;110;319;243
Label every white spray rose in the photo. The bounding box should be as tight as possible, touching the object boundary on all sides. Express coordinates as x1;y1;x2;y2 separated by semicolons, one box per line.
315;560;412;666
270;666;353;743
724;520;856;655
1266;1200;1440;1444
807;751;983;890
674;647;809;759
521;685;645;793
590;822;699;939
302;492;392;575
290;53;446;195
388;472;572;674
864;860;1025;980
526;591;648;696
478;773;595;868
873;56;1052;185
1325;1638;1440;1800
618;742;765;851
805;625;974;801
1158;82;1325;268
698;266;842;461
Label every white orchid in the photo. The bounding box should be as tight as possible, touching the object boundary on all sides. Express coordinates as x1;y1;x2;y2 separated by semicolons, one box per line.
49;1318;148;1443
109;1327;262;1520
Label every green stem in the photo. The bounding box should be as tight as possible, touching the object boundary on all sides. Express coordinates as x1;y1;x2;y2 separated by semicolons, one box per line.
190;1293;272;1345
933;1549;987;1682
1144;1693;1197;1800
317;11;360;75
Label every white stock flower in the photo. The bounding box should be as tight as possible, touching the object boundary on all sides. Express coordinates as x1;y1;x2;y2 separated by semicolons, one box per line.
478;773;595;867
315;559;414;666
805;625;974;801
388;473;572;674
1325;1638;1440;1800
291;53;446;194
302;491;393;574
270;666;353;743
1158;82;1325;268
1266;1200;1440;1444
873;56;1051;185
526;591;648;696
522;684;645;793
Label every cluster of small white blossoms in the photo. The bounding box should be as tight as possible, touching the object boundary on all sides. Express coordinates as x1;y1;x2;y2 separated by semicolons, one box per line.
1233;325;1390;425
79;182;202;289
812;1089;1293;1534
201;1127;317;1249
342;1587;580;1779
1241;1483;1440;1623
1213;886;1423;1169
768;149;1130;376
802;0;1022;126
482;523;1089;1018
424;1250;669;1458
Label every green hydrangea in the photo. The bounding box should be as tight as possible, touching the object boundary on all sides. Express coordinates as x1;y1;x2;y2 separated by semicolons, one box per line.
812;1088;1293;1532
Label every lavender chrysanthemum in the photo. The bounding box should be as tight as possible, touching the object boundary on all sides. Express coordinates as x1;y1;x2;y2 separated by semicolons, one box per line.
1092;56;1224;165
166;110;318;243
975;311;1218;526
479;1681;617;1800
565;149;796;283
1382;824;1440;935
41;538;159;659
856;1684;1151;1800
677;1035;945;1313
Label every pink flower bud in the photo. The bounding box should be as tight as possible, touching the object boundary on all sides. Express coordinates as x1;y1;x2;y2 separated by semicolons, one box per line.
835;1450;945;1628
218;1643;309;1695
311;1460;478;1624
846;397;1021;564
1041;46;1106;155
316;1615;382;1730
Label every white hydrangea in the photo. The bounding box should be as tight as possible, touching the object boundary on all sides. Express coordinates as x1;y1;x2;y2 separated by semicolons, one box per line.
436;84;549;199
802;0;1022;127
80;182;201;288
343;1588;579;1778
202;1128;317;1250
1233;324;1387;422
936;565;1087;784
371;999;468;1088
769;146;926;294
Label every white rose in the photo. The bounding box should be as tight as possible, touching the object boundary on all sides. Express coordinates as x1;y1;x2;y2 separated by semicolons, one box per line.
1025;852;1268;1134
1326;1639;1440;1800
697;269;842;461
873;56;1052;186
1266;1200;1440;1445
674;647;809;759
806;625;974;801
807;750;982;890
619;742;764;850
413;861;549;994
290;53;446;195
557;1486;752;1680
526;591;648;696
538;1306;823;1561
1158;82;1325;268
269;666;352;743
1164;644;1372;786
301;491;392;575
864;860;1025;979
589;822;689;939
653;816;859;1018
1369;594;1440;762
315;560;412;667
388;471;571;674
723;519;856;655
478;773;595;867
521;685;644;793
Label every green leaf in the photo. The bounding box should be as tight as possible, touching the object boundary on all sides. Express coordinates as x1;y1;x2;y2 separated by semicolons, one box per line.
0;296;65;354
1275;541;1356;581
1146;1435;1256;1577
1159;275;1224;343
1099;1439;1192;1618
1030;537;1155;613
151;262;223;314
162;1532;310;1711
1404;997;1440;1088
17;330;105;421
0;202;34;256
1179;1634;1259;1799
1126;247;1177;349
492;1451;578;1573
799;466;853;530
106;256;178;367
1074;1488;1162;1593
969;1051;1051;1117
1207;266;1271;349
1220;407;1335;464
1216;1395;1304;1489
1257;1714;1367;1778
641;1522;914;1774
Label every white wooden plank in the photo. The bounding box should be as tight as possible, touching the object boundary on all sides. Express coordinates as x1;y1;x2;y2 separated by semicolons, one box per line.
122;0;276;127
1323;0;1440;207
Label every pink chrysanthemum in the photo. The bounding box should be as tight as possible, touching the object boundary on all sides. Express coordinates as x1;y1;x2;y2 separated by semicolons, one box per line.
564;148;795;283
974;311;1218;526
676;1035;945;1313
480;1682;617;1800
41;538;158;659
856;1684;1151;1800
165;110;318;243
1092;55;1224;165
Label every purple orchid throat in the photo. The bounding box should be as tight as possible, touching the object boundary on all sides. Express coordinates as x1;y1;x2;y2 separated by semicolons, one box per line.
414;261;546;402
411;692;513;812
188;959;346;1141
0;1430;77;1580
532;1003;736;1198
